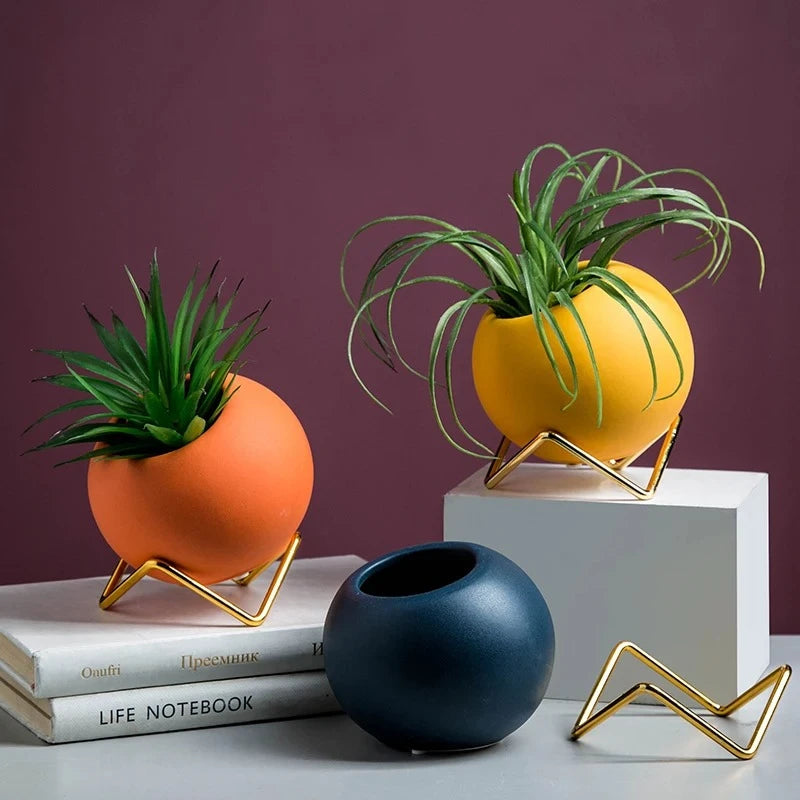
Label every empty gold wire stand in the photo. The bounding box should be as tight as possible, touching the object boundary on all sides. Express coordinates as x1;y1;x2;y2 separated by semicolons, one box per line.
570;641;792;760
98;531;302;627
484;415;682;500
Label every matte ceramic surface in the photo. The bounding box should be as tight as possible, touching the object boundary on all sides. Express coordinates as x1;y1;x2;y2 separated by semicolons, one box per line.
87;375;313;584
323;541;555;752
472;262;694;463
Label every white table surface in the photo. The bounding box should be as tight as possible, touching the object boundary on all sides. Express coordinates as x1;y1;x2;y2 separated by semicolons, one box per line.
1;636;797;800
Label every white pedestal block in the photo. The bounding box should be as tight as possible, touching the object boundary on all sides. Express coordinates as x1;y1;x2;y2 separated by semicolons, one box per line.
443;464;769;706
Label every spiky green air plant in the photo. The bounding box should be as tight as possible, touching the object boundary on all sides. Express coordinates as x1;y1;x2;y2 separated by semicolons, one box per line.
27;253;268;464
341;144;765;457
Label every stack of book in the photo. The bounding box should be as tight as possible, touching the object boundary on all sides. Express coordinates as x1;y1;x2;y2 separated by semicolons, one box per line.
0;554;363;743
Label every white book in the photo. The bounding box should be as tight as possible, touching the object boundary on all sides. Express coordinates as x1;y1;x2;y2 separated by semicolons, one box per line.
0;668;339;743
0;555;363;698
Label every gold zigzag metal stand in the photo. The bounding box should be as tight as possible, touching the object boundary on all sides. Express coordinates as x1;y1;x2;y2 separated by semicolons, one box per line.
98;531;302;627
570;641;792;760
484;415;682;500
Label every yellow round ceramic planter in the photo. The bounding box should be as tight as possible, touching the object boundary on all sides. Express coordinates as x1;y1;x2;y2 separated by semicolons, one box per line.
471;261;694;464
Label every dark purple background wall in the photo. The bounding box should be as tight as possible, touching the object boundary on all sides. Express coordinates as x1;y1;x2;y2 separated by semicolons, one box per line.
1;1;798;630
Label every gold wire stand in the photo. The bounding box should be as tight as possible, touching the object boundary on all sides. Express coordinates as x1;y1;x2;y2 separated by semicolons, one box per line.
570;641;792;760
98;531;302;627
484;415;682;500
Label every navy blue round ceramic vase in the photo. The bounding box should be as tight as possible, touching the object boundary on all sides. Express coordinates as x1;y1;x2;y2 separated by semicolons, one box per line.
323;541;555;752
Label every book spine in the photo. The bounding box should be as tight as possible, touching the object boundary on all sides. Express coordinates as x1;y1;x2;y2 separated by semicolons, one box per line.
34;626;325;698
48;671;339;743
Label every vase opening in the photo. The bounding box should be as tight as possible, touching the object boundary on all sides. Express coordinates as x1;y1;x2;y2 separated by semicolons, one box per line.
359;546;477;598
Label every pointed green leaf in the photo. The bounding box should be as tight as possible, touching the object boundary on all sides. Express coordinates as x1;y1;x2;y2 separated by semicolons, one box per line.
110;311;148;382
142;390;173;427
178;389;204;430
147;253;174;389
53;441;157;466
187;261;221;348
207;384;239;425
37;349;145;393
24;398;101;434
182;415;206;443
553;289;603;426
584;277;659;409
428;294;494;457
29;421;152;452
38;369;142;414
82;305;148;385
124;265;148;318
171;268;197;384
144;424;184;446
193;286;222;351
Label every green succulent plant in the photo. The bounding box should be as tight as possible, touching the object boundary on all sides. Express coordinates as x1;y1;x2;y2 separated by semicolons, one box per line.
27;252;267;464
341;143;765;457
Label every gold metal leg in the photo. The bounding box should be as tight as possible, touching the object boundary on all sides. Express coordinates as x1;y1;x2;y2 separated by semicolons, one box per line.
98;531;302;627
484;415;682;500
570;641;792;760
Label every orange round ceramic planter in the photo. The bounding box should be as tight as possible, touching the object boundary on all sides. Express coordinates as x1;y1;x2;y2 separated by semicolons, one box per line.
471;262;694;464
87;375;313;585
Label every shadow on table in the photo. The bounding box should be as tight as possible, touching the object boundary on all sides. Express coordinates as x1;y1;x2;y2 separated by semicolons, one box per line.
554;710;746;763
0;710;46;746
244;712;508;765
